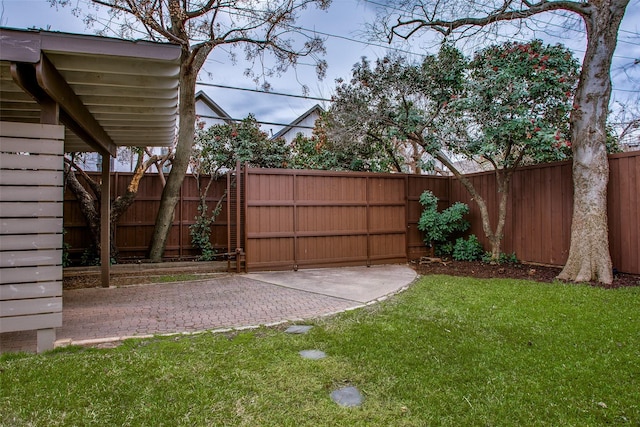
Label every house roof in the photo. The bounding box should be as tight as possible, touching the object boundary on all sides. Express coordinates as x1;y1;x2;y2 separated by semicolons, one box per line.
271;104;323;140
195;90;233;123
0;27;181;155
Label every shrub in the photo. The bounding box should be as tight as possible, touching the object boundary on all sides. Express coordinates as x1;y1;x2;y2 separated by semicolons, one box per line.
62;229;71;267
190;203;220;261
482;251;519;264
417;190;470;255
80;245;115;266
453;235;484;261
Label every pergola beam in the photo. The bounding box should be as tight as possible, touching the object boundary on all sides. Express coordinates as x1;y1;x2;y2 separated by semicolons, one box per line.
10;61;113;157
36;55;117;157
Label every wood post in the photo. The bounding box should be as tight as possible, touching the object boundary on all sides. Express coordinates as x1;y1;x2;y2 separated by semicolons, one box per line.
101;154;111;287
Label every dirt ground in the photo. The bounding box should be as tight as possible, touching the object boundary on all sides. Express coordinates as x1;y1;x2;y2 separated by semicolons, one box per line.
63;261;229;290
411;258;640;289
63;259;639;290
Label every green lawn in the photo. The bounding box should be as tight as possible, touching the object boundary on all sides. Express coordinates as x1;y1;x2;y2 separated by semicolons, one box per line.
2;275;638;426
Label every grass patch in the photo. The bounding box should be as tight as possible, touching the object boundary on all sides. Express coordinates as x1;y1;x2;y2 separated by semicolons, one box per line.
149;273;203;283
2;275;639;426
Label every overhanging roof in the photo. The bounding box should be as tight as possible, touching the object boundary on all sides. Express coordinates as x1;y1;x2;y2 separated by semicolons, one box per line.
195;90;233;124
0;27;181;155
272;104;323;140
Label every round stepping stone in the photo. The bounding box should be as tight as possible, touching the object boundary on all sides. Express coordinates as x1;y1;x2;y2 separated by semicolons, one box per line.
285;325;313;334
299;349;326;360
330;386;364;407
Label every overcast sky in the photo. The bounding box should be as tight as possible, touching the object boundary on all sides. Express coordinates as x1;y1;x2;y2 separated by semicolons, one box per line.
1;0;639;135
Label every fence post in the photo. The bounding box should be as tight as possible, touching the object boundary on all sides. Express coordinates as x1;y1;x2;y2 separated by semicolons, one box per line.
226;169;232;272
405;174;409;261
293;170;298;271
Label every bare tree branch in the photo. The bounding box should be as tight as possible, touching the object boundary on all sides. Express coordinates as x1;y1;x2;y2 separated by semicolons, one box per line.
389;0;590;41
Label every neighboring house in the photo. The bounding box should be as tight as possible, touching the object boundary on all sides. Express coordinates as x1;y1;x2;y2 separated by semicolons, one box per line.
271;104;323;144
195;90;234;128
77;96;324;172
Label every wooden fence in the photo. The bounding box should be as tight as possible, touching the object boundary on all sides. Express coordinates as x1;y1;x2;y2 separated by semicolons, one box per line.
63;151;640;274
447;151;639;274
64;173;228;261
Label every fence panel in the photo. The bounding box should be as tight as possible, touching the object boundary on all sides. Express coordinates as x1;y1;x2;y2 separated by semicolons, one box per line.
0;122;64;352
64;172;228;262
608;152;640;274
243;169;407;271
442;153;639;273
62;151;640;274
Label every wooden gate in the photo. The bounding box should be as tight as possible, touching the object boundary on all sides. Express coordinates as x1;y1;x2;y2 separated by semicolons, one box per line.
238;168;408;272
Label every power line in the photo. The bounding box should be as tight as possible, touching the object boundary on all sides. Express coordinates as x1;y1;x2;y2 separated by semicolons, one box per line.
196;78;637;106
81;0;639;98
197;114;314;130
196;81;332;102
613;87;640;93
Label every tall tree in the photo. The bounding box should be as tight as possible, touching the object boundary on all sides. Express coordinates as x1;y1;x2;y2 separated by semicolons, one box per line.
53;0;330;261
328;42;578;260
326;49;466;174
374;0;631;285
448;41;578;259
290;112;404;172
189;116;291;260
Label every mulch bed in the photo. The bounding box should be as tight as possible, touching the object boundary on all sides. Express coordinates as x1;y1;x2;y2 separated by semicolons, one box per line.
411;258;640;289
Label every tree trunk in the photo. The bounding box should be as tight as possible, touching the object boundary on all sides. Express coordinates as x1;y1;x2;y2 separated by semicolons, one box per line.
149;42;213;262
411;140;422;174
488;169;512;261
64;165;100;249
148;48;205;262
66;150;161;261
558;0;628;285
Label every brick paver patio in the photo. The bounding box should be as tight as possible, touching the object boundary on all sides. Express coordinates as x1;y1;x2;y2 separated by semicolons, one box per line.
0;275;359;353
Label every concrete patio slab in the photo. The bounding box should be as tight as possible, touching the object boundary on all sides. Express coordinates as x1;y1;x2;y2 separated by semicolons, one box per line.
246;264;417;303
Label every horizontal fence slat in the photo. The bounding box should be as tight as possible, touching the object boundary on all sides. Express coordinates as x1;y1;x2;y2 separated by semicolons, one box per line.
0;281;62;300
0;234;62;251
0;202;63;218
0;249;61;268
0;297;62;317
0;218;63;235
0;266;62;284
0;137;65;155
0;153;63;171
295;256;369;266
0;169;64;186
0;186;63;202
0;312;62;333
0;121;65;140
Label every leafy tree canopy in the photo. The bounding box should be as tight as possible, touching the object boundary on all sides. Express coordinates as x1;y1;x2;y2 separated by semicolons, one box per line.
326;44;466;174
192;115;291;174
289;113;403;172
450;40;580;168
327;40;581;261
328;40;581;174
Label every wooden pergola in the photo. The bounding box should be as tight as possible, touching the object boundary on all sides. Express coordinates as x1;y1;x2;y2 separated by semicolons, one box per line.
0;27;180;352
